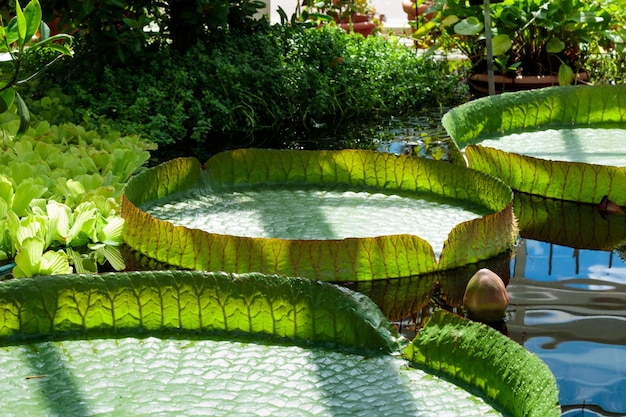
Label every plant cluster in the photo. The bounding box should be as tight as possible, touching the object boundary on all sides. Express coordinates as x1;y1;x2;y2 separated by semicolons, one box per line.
0;115;155;277
0;0;72;133
414;0;624;83
40;0;268;62
29;24;467;159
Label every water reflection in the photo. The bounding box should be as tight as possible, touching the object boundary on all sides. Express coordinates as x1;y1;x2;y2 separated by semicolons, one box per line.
509;237;626;416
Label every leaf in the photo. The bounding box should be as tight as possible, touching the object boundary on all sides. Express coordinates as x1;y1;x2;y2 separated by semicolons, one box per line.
0;271;405;353
557;62;574;86
546;36;565;54
442;85;626;204
454;16;483;36
12;236;44;277
15;0;26;47
121;150;516;280
405;309;561;417
22;0;42;45
0;271;558;415
0;87;15;114
491;34;512;56
14;92;30;135
12;180;47;217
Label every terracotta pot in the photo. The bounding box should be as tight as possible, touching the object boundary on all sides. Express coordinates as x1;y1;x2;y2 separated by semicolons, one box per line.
468;72;590;95
402;0;434;21
338;14;376;37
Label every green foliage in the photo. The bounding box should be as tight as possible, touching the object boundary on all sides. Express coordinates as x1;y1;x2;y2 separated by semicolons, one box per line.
31;25;467;155
40;0;268;62
415;0;619;79
406;309;561;417
0;270;405;353
442;84;626;204
0;0;73;134
0;119;155;277
0;270;559;416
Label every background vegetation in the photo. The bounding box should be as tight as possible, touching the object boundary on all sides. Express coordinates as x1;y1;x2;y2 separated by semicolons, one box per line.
25;24;468;161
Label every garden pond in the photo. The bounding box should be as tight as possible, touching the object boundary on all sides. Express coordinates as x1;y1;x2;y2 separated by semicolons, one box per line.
123;108;626;416
291;110;626;417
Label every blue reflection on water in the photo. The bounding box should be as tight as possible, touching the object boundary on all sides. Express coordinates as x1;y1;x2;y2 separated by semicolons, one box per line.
520;241;626;285
525;338;626;414
511;239;626;415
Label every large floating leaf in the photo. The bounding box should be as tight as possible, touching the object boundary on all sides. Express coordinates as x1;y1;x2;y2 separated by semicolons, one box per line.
0;271;558;416
122;149;517;280
406;309;561;417
442;85;626;204
0;270;402;353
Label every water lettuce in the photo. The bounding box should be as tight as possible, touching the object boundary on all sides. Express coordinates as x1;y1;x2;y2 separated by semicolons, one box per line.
0;121;155;276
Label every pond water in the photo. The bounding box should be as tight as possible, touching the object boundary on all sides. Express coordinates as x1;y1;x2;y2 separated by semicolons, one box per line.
313;112;626;417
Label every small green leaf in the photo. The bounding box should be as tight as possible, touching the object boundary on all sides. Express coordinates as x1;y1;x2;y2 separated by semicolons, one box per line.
0;87;15;114
441;15;459;28
546;36;565;54
454;17;483;36
491;34;512;56
14;92;30;135
12;237;44;277
22;0;42;44
15;0;26;48
558;63;574;86
5;17;20;46
12;181;47;217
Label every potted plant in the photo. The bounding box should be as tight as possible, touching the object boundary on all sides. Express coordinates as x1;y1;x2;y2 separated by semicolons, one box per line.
300;0;382;36
412;0;619;93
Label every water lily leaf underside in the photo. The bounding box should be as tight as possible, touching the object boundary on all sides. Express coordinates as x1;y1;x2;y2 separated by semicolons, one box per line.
442;85;626;204
0;271;559;417
121;149;517;281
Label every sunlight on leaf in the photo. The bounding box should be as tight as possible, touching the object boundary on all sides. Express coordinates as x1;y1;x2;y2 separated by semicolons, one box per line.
123;150;517;280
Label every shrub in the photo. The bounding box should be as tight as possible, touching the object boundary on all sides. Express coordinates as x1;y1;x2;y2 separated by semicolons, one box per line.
29;25;468;159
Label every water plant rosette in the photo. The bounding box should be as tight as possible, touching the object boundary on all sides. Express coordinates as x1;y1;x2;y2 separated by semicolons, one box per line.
121;149;518;280
442;85;626;205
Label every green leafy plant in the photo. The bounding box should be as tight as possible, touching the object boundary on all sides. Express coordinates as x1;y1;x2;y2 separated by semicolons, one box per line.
0;0;72;133
0;120;155;277
414;0;619;84
121;149;517;279
29;25;466;157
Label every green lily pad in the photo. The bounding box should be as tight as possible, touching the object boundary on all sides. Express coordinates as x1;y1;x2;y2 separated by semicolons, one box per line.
121;149;517;280
0;271;559;416
442;85;626;204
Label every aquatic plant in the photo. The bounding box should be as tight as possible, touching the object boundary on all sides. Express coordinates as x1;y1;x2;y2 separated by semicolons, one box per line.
443;84;626;205
121;149;518;280
0;270;560;416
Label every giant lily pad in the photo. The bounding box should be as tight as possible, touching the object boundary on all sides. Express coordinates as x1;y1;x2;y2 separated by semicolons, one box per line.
442;85;626;204
0;271;559;416
121;149;517;280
